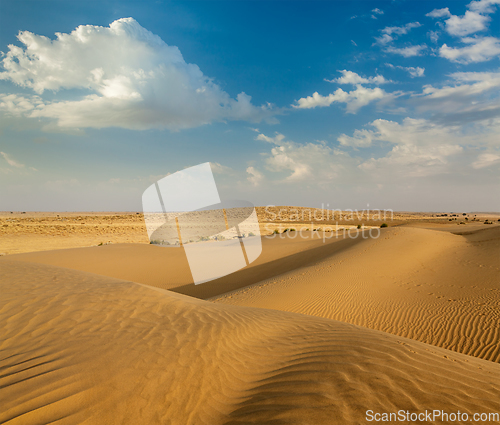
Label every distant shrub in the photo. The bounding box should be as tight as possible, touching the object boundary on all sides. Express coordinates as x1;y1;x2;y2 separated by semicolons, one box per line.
273;229;279;234
380;223;388;228
357;224;362;229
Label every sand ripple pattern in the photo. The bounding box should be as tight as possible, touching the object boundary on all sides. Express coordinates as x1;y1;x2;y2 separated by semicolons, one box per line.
1;260;499;424
214;227;500;363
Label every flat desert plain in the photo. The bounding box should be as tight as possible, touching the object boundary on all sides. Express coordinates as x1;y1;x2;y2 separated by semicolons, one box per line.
1;209;499;424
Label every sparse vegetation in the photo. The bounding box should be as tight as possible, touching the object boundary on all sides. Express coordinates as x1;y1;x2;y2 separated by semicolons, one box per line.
380;223;388;228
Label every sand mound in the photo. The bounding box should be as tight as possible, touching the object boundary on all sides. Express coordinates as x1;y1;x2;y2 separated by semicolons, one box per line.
1;260;499;425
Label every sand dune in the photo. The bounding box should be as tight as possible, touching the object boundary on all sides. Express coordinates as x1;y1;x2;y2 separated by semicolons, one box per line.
8;224;500;363
1;260;499;425
6;230;368;298
214;226;500;362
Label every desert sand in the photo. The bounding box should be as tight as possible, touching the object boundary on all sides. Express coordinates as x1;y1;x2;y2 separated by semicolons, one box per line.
1;210;499;424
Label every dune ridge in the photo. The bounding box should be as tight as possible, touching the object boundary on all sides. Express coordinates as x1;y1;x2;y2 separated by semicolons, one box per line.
1;260;499;425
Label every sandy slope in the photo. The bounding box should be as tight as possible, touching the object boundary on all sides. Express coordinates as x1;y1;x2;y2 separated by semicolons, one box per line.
5;232;367;298
213;226;500;363
8;225;500;363
1;260;499;425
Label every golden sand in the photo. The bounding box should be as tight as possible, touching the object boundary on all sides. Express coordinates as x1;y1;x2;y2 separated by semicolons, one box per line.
0;211;499;424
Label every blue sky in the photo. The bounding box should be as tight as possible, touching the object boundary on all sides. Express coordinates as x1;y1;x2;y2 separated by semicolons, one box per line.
0;0;499;211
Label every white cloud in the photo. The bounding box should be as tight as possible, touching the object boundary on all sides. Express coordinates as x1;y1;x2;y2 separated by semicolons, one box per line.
406;67;425;78
385;44;427;57
256;132;286;144
0;18;274;131
328;70;388;85
410;72;500;128
0;151;24;168
426;8;451;18
428;0;500;37
445;11;490;36
468;0;500;14
382;22;422;36
386;64;425;78
439;36;500;63
0;94;44;116
472;152;500;168
374;22;421;46
338;129;375;147
256;132;354;183
374;34;394;46
371;8;384;19
293;86;387;113
421;71;500;99
246;166;264;186
340;118;466;177
428;30;440;43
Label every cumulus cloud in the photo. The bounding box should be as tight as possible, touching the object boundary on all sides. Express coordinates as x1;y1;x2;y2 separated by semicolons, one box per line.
427;0;500;37
338;129;375;147
327;70;388;85
439;36;500;63
256;132;354;183
0;94;44;116
0;18;275;131
468;0;500;14
426;8;451;18
445;11;491;36
293;86;387;113
340;118;466;177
